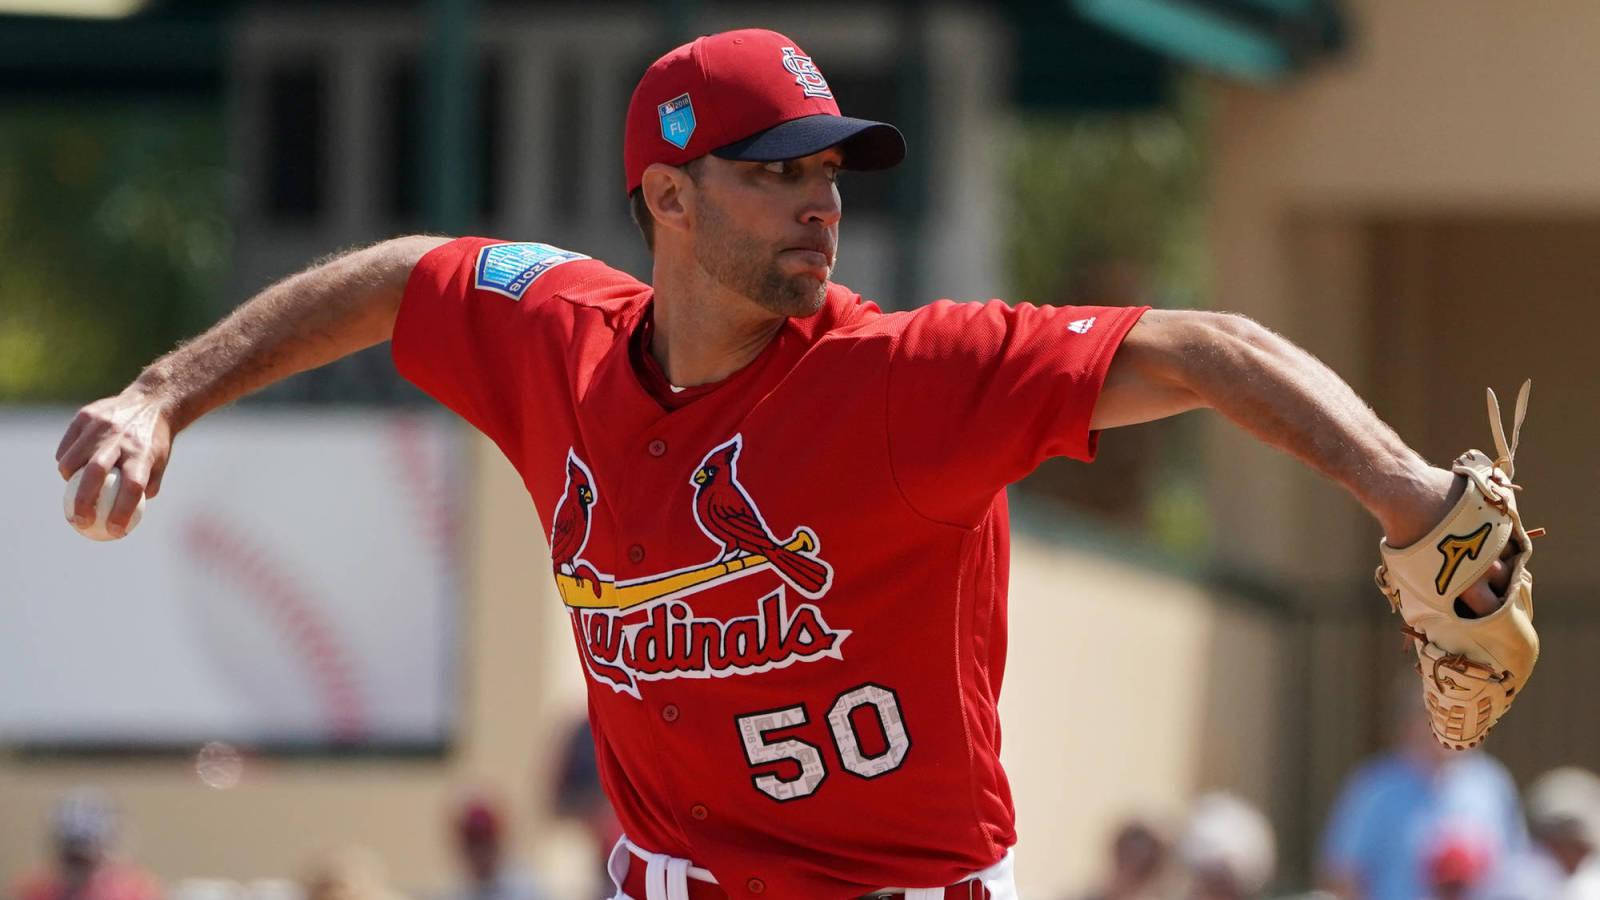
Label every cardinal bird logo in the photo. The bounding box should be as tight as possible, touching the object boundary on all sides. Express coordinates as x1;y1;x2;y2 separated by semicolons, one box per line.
550;450;603;597
552;437;846;699
691;435;833;600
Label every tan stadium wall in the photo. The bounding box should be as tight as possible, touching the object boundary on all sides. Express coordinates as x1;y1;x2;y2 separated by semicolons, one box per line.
1204;0;1600;877
1205;0;1600;583
1;431;1278;899
1003;532;1286;895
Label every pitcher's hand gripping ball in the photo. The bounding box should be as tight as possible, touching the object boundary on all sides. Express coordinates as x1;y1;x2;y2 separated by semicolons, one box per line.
1375;380;1543;750
63;467;145;541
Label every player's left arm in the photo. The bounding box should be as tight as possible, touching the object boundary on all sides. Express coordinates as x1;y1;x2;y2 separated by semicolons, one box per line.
1089;309;1509;613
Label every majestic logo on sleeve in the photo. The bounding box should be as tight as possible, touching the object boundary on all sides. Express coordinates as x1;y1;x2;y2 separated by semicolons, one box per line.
780;47;833;99
553;436;844;699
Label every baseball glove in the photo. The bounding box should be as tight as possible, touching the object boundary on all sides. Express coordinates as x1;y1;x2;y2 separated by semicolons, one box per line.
1374;380;1544;750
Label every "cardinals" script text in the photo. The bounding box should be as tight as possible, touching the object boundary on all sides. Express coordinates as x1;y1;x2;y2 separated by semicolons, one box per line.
570;590;850;698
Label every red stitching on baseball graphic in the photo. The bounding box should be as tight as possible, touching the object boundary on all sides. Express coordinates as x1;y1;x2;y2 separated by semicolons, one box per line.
386;414;461;572
182;514;367;741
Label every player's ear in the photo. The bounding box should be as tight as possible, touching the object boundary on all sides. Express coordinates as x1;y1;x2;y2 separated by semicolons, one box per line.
642;162;694;237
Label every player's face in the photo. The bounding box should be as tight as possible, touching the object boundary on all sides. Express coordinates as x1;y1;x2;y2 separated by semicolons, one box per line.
691;148;844;317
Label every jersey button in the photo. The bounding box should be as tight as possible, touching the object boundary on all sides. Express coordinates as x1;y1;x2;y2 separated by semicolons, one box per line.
628;544;645;564
661;704;679;722
689;803;708;820
647;439;667;457
745;878;765;894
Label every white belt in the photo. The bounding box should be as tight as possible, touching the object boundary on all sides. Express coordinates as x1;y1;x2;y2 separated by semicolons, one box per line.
607;835;718;900
875;848;1017;900
607;835;1017;900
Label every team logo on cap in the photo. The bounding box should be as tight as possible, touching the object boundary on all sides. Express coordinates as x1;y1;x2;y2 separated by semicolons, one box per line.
658;92;696;149
781;47;833;99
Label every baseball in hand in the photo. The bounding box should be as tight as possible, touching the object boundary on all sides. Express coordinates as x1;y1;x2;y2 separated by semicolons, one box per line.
63;467;145;541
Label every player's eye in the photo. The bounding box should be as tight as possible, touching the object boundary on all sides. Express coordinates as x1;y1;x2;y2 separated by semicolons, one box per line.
762;161;788;175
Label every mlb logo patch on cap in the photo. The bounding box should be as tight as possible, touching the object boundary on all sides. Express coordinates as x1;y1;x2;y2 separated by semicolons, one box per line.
658;93;696;149
473;242;590;301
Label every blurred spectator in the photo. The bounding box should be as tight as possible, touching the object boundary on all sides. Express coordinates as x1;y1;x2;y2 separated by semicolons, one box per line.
1318;678;1526;900
1180;793;1276;900
1073;817;1170;900
1423;830;1494;900
10;788;160;900
301;847;404;900
549;718;621;893
1484;767;1600;899
443;792;547;900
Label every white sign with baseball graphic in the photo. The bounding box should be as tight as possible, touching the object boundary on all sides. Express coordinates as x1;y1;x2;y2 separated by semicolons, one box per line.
0;410;465;748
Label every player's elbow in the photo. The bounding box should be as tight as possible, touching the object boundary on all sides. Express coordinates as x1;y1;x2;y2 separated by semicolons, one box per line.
1096;309;1278;428
1201;310;1274;347
1118;310;1284;415
1124;309;1262;383
1166;310;1277;383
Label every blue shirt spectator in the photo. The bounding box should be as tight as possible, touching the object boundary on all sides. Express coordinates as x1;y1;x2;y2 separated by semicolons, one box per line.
1319;707;1526;900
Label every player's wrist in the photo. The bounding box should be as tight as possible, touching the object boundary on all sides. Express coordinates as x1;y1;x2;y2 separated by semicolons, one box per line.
1372;462;1460;548
127;368;188;434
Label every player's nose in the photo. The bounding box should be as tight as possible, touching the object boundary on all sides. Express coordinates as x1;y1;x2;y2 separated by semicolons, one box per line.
799;176;842;229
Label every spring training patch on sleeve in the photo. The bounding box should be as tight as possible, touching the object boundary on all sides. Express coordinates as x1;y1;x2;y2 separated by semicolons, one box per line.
473;242;591;300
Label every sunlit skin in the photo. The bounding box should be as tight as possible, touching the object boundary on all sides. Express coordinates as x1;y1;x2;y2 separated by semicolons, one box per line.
635;144;1515;613
51;139;1514;617
639;147;844;388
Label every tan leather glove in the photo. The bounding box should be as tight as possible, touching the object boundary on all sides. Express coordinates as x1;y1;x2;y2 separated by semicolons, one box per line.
1374;381;1542;750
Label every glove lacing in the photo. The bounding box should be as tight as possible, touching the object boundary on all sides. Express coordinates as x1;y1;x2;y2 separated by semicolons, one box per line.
1467;379;1532;515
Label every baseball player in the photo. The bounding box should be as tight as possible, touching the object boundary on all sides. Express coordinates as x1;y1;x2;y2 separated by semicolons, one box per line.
55;28;1538;900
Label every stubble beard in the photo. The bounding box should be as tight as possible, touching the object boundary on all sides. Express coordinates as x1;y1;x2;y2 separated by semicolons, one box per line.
694;196;829;318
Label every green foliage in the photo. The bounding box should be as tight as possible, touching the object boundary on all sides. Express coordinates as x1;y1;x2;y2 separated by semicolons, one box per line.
1004;82;1208;309
1004;82;1212;558
0;104;229;404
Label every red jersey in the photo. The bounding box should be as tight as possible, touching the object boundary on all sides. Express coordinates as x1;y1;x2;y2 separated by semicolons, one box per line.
393;238;1146;898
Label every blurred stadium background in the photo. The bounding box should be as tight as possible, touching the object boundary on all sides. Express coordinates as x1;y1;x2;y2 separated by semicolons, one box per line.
3;1;1598;897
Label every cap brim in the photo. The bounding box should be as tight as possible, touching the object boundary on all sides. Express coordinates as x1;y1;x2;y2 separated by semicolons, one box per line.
711;114;905;171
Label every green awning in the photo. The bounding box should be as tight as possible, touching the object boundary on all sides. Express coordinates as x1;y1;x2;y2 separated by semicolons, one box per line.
1071;0;1345;85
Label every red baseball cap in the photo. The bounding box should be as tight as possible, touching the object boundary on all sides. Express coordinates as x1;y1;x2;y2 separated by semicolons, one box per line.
1426;832;1492;887
623;28;906;194
454;797;502;842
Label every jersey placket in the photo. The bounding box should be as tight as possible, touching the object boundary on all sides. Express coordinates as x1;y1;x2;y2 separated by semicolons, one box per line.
572;326;779;866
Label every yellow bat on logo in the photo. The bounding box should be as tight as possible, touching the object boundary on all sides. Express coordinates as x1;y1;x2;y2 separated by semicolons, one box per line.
557;530;818;611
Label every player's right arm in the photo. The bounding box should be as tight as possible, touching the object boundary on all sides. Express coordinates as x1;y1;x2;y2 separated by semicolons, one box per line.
53;234;450;535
